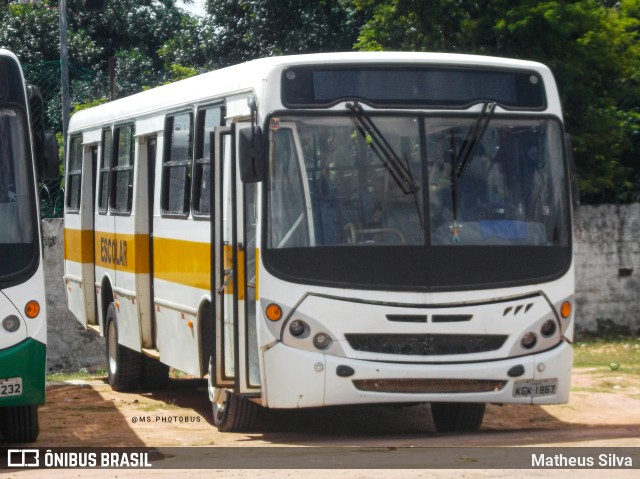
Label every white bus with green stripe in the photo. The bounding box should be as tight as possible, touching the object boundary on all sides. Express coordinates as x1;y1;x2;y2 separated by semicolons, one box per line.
0;49;57;443
64;52;575;433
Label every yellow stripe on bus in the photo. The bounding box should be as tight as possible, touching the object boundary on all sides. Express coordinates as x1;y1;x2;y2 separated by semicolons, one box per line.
64;228;95;264
66;230;258;294
153;237;210;291
94;231;150;274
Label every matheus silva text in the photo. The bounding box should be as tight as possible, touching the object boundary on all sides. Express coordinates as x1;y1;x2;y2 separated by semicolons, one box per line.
532;453;633;468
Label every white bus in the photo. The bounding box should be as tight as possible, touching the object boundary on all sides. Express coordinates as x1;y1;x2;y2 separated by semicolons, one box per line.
1;48;57;442
64;52;574;432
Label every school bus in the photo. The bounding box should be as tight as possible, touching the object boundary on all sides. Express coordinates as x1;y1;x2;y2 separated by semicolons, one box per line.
64;52;574;432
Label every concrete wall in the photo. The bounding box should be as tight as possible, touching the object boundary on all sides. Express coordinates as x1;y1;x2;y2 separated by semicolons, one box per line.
43;205;640;371
42;219;104;372
574;204;640;336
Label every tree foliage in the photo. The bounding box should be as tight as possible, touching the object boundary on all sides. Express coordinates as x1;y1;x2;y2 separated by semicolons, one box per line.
201;0;366;67
354;0;640;203
1;0;639;203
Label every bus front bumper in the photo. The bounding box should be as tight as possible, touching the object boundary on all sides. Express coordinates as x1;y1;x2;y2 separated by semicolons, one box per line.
262;341;572;409
0;338;46;407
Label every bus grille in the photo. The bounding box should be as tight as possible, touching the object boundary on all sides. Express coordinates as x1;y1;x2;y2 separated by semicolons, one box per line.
344;333;507;355
352;378;507;394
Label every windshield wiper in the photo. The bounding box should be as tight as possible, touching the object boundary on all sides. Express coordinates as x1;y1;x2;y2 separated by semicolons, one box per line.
455;102;496;177
346;102;420;195
448;102;496;229
346;101;423;229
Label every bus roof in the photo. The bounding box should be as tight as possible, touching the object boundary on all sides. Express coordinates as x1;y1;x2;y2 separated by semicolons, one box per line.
68;52;556;132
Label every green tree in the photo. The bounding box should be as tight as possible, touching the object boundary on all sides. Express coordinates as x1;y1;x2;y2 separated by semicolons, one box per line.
355;0;640;203
0;1;60;63
202;0;366;67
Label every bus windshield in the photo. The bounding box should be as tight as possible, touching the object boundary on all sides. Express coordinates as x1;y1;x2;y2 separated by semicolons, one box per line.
264;112;571;290
0;106;37;281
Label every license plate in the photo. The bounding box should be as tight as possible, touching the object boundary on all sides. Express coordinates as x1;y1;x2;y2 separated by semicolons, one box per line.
0;377;23;398
513;379;557;398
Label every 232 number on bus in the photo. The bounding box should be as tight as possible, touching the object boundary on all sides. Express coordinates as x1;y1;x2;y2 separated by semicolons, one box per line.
513;379;557;398
0;377;23;397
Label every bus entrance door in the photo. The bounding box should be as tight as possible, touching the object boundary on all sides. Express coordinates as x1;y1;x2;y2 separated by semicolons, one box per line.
211;125;260;396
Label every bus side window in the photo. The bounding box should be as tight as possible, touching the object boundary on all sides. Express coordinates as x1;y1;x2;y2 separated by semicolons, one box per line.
66;135;82;213
111;124;135;214
98;128;112;214
162;112;193;216
193;106;224;216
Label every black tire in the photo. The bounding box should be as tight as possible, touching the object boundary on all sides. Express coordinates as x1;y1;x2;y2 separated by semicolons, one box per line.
430;402;486;432
0;405;39;443
212;389;259;432
141;355;170;390
106;303;141;392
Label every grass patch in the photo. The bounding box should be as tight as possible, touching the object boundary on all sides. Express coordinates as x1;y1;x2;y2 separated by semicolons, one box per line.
47;369;107;382
573;339;640;375
137;400;182;412
48;367;188;382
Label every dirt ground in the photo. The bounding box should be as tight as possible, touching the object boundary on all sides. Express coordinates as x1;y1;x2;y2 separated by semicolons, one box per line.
2;367;639;479
29;367;640;448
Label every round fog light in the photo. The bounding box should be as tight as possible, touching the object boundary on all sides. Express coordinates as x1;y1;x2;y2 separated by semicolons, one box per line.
521;332;537;349
2;315;20;333
540;319;557;337
313;332;332;350
289;319;306;337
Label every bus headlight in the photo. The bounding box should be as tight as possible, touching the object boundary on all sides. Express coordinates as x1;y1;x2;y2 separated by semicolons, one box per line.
289;319;307;337
520;332;537;349
2;315;21;333
540;319;557;337
313;332;332;350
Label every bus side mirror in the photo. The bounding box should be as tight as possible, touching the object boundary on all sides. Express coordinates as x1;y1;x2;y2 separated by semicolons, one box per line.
28;85;60;180
40;132;60;181
238;125;264;183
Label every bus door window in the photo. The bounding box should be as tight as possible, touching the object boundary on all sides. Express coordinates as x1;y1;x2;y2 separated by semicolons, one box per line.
194;106;224;216
243;179;260;386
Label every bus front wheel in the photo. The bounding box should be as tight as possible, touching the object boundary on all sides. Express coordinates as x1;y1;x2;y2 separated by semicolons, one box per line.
211;388;259;432
0;405;39;442
106;303;141;392
207;358;258;432
430;402;485;432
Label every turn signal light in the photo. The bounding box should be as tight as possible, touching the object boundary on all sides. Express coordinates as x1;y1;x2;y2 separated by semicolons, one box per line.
560;301;572;319
25;300;40;319
266;303;283;321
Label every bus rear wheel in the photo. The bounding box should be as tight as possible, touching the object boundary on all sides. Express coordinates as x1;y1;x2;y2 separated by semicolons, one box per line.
430;402;485;432
0;405;39;442
106;303;141;392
